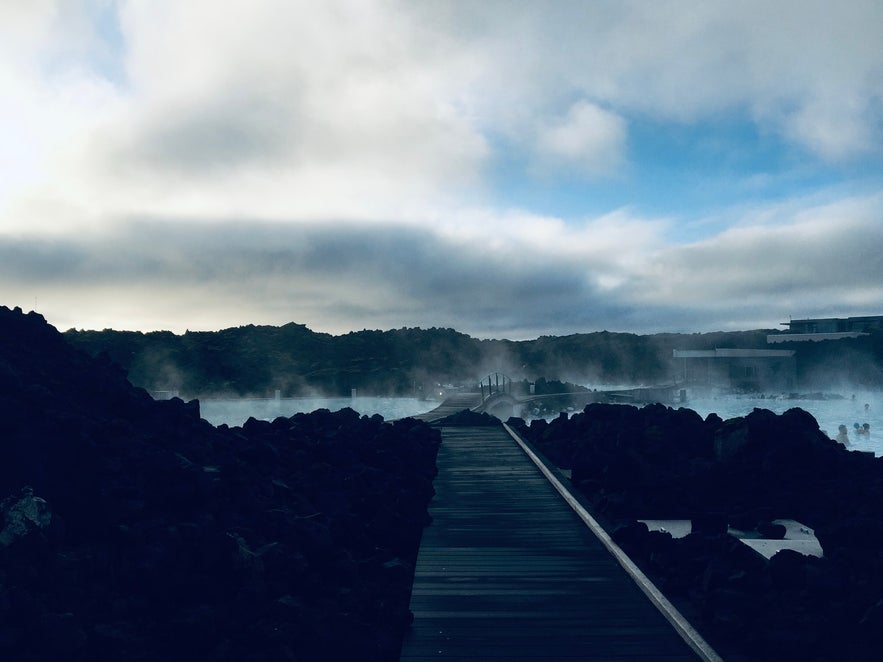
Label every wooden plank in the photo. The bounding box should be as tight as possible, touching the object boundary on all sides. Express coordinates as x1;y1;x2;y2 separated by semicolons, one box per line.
399;426;703;661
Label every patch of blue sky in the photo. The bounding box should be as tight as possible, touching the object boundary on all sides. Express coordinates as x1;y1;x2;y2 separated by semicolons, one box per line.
484;136;628;219
487;114;882;244
88;0;128;87
40;1;128;88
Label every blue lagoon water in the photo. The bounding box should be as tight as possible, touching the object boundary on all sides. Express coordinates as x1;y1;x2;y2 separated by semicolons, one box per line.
199;389;882;456
534;384;883;457
682;391;882;456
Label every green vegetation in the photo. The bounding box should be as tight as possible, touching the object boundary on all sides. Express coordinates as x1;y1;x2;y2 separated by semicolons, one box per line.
63;324;883;398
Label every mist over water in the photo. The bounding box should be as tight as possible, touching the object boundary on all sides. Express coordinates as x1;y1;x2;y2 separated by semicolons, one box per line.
200;388;882;457
200;396;431;427
526;383;883;457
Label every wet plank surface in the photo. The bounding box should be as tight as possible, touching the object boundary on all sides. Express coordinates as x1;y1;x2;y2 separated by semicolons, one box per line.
399;426;701;661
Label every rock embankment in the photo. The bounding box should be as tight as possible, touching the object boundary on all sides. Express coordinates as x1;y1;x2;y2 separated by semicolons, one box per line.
0;306;440;661
510;402;883;661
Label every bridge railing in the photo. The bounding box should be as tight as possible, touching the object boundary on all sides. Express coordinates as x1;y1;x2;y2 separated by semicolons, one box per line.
479;372;512;401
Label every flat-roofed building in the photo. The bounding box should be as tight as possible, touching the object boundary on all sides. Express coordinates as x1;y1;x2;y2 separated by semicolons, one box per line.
781;315;883;334
673;348;796;392
768;315;882;343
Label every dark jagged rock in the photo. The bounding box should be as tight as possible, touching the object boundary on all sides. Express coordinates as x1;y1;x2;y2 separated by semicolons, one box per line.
0;305;440;661
691;512;728;536
611;519;649;546
757;521;787;540
517;401;883;661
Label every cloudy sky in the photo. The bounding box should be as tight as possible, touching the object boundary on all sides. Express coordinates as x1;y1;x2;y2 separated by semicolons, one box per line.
2;1;882;338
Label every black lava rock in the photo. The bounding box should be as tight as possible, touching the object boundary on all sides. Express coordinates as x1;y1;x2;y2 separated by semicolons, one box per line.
517;401;883;661
0;306;440;661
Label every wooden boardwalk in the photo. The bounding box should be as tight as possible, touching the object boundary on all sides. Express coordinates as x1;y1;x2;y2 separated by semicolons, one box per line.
410;393;484;423
399;426;708;661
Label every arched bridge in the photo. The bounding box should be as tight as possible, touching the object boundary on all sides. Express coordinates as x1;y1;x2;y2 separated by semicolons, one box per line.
414;373;684;423
474;372;519;419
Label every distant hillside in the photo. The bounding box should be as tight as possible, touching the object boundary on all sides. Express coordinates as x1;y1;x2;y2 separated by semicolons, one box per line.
63;324;883;398
774;331;883;390
65;324;484;397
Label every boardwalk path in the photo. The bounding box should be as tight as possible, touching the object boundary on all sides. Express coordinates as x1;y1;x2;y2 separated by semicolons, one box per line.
399;425;709;661
410;393;484;423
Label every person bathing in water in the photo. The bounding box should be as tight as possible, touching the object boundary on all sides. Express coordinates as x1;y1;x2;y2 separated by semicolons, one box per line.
854;422;871;436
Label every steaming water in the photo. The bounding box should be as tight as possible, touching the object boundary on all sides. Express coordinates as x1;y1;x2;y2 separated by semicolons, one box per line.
199;396;431;427
682;392;882;456
199;390;881;457
536;384;883;457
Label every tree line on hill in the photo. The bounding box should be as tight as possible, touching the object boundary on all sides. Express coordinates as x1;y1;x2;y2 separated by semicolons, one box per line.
63;323;883;399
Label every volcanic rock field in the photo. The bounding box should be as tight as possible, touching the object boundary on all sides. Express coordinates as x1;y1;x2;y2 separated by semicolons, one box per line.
3;304;883;661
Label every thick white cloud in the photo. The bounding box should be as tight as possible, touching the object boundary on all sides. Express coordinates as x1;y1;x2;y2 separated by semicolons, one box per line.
415;0;883;161
1;0;493;231
5;0;883;230
624;194;883;321
86;0;491;222
534;101;627;177
3;193;880;338
1;1;882;336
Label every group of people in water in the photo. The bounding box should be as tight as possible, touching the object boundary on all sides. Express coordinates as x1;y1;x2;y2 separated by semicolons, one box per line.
835;403;871;446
